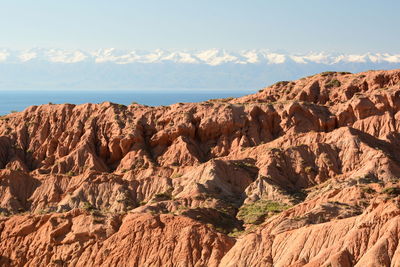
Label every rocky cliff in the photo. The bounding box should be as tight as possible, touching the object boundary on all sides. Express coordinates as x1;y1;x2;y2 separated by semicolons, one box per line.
1;69;400;266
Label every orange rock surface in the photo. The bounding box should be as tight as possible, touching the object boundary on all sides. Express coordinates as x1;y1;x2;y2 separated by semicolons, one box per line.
1;69;400;266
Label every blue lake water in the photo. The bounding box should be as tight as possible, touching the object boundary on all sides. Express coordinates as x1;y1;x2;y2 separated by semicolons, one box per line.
0;89;253;115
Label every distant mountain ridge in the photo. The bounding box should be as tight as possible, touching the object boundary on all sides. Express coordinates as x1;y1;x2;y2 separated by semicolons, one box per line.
0;48;400;90
1;48;400;65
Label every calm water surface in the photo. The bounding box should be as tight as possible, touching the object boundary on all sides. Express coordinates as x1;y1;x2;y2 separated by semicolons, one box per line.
0;89;252;115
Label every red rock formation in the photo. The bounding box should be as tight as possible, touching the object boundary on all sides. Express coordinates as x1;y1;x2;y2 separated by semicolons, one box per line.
0;211;233;266
0;69;400;266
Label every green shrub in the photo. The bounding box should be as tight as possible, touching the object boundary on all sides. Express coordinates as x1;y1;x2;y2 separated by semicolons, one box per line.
81;201;95;211
381;187;400;197
66;171;75;177
237;200;291;225
320;71;350;77
90;210;104;217
357;175;379;184
361;187;376;194
37;209;51;215
325;79;341;88
153;192;172;201
321;71;336;76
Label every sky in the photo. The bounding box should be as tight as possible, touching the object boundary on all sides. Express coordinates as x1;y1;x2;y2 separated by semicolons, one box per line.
0;0;399;53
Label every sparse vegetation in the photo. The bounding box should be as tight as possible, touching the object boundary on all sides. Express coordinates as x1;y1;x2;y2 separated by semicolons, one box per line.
93;218;105;224
139;201;147;206
222;97;234;102
153;191;172;201
320;71;350;77
170;173;183;179
321;71;336;76
228;224;258;238
81;201;95;211
37;208;52;215
90;210;104;217
17;207;25;213
381;187;400;197
66;171;75;177
361;186;376;194
292;215;306;221
273;81;290;87
325;79;341;88
0;210;10;217
356;175;379;184
237;200;291;225
232;160;256;169
304;166;315;174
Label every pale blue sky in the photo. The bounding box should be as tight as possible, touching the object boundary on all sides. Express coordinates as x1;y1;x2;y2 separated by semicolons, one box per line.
0;0;399;53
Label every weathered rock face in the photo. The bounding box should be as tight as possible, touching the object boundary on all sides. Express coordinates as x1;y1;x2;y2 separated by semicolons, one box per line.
1;69;400;266
0;211;234;267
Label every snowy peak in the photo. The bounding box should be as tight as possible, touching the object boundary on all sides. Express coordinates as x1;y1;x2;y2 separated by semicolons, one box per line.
0;48;400;65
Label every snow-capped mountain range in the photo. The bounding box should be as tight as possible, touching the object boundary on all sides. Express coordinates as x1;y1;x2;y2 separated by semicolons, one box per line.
0;48;399;90
1;48;400;65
